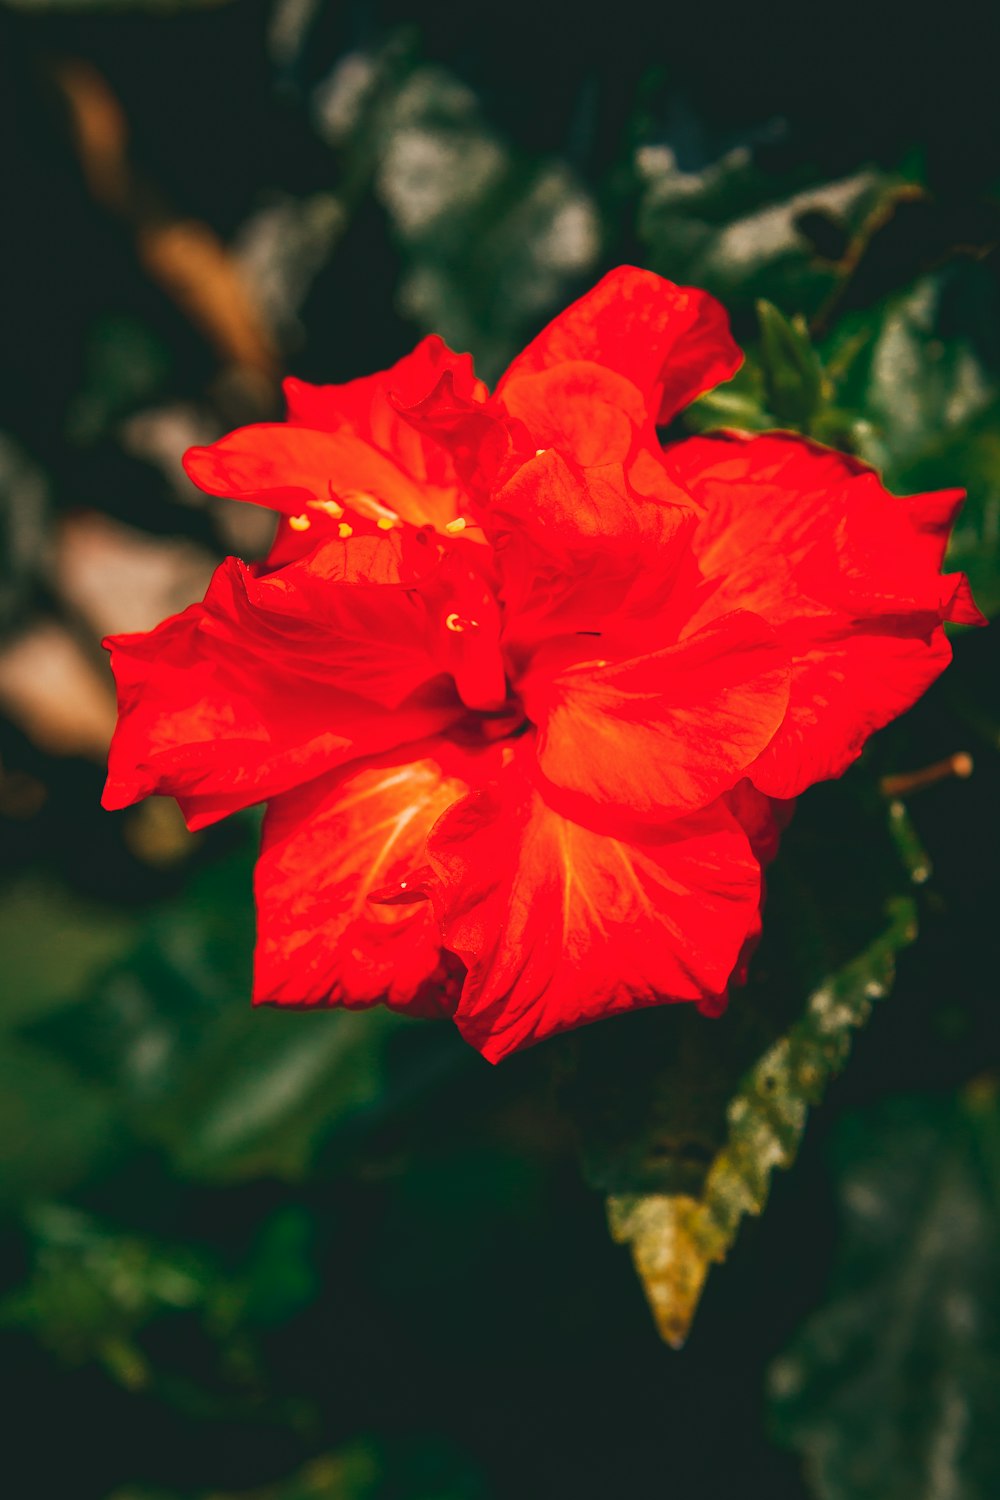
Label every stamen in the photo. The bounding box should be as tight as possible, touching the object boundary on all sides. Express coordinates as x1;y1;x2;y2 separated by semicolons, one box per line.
288;514;311;532
376;517;396;530
445;517;467;534
880;752;974;799
308;498;345;519
343;490;400;526
445;612;480;633
338;521;354;539
535;448;547;457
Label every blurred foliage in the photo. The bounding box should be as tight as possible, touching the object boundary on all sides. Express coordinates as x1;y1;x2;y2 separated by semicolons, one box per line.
769;1084;1000;1499
1;1;999;1497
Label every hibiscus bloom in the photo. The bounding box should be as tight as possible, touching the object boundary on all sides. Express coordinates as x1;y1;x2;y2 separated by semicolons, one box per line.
102;267;982;1062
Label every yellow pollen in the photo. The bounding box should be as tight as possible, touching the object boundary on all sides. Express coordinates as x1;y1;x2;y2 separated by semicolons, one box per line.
445;517;467;534
288;513;311;531
535;448;547;457
376;517;396;530
338;522;354;539
342;489;399;526
445;612;480;633
308;498;345;519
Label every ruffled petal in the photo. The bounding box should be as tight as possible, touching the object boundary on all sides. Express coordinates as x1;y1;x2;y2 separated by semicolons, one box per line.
425;747;761;1062
666;431;983;630
748;620;954;798
522;610;790;823
283;334;484;501
724;778;796;867
182;338;486;562
183;424;451;530
663;431;983;798
491;448;700;667
102;539;468;827
496;265;742;423
254;738;494;1014
285;334;483;432
498;361;642;466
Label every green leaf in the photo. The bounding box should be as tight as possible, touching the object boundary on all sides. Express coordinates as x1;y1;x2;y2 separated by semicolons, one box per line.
756;299;826;431
820;265;1000;616
68;315;172;443
26;840;471;1181
768;1083;1000;1499
637;146;894;317
590;776;926;1347
0;1040;116;1206
607;893;917;1347
684;358;774;434
318;48;602;382
0;873;135;1031
683;299;834;441
0;877;135;1203
1;1203;215;1387
107;1448;378;1500
2;1200;319;1400
108;1436;487;1499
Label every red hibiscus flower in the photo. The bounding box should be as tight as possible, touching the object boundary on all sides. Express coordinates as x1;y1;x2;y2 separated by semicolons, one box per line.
102;267;983;1062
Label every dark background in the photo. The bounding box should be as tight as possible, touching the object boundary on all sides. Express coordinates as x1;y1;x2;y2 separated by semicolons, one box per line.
1;3;1000;1497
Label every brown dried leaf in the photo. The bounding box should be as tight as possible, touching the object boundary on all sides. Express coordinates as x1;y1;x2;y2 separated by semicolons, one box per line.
0;621;116;759
606;1194;709;1349
54;59;278;376
52;512;215;639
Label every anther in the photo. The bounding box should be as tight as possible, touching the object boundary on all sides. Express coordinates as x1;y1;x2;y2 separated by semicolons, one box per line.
880;752;974;799
445;517;467;534
338;522;354;539
535;448;547;457
308;498;345;519
445;612;480;633
343;490;399;526
288;514;311;531
376;517;396;530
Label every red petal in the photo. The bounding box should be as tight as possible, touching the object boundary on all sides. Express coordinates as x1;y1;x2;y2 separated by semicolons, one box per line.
283;334;484;505
491;448;700;665
254;739;494;1014
724;778;796;867
182;337;485;550
522;610;789;823
102;544;465;825
664;431;984;797
882;488;983;623
284;335;483;429
748;621;954;798
183;425;447;528
498;361;642;466
497;265;742;423
667;432;983;629
425;747;761;1062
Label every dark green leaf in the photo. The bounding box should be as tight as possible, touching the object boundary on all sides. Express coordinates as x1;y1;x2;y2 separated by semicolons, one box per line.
820;265;1000;616
588;775;927;1345
25;841;471;1181
638;146;893;317
769;1084;1000;1500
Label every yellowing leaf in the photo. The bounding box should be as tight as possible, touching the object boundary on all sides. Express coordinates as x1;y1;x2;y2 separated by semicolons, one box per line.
609;895;918;1346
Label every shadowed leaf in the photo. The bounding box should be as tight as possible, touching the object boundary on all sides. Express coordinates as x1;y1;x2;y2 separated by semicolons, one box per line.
768;1083;1000;1499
